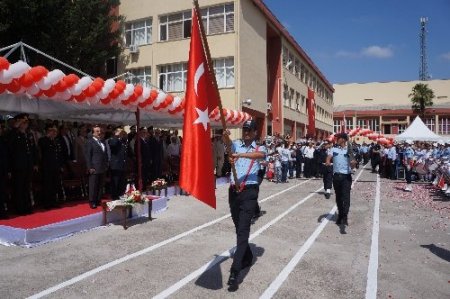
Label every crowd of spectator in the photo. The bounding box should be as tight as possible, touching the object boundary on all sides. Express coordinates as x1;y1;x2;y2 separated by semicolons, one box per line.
0;113;183;218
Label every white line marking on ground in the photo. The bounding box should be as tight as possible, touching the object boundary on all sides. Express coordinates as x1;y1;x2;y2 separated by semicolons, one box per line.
259;165;367;298
152;185;324;299
260;205;337;299
365;174;381;299
27;180;311;299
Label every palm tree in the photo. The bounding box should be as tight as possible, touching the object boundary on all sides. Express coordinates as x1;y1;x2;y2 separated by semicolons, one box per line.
409;83;435;118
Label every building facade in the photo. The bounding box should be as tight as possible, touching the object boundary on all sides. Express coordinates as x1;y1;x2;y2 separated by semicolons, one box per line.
117;0;334;139
333;79;450;137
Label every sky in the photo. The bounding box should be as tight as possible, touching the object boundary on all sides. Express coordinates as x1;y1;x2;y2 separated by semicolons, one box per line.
263;0;450;84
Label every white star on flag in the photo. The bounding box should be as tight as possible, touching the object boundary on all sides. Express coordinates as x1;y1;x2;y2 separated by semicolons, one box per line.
193;107;210;131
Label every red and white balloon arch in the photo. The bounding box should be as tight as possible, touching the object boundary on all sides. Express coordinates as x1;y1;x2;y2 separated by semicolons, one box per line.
0;57;252;125
327;127;394;145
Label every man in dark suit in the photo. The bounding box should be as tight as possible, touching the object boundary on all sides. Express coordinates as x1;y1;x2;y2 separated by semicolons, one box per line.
108;127;128;200
136;127;152;189
38;125;64;209
0;124;8;218
7;113;38;215
84;125;109;209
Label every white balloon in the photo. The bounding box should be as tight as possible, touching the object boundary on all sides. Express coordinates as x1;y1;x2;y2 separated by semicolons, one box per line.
138;87;151;104
168;96;182;111
123;84;134;98
99;79;115;99
27;83;40;96
37;76;53;90
71;76;92;96
154;91;167;107
0;61;30;84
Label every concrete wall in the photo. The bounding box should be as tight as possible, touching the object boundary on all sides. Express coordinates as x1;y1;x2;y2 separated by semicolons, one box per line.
238;0;268;114
334;80;450;108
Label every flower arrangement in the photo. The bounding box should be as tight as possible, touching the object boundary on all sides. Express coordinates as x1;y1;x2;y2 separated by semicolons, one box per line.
125;190;143;204
151;178;168;190
122;184;146;204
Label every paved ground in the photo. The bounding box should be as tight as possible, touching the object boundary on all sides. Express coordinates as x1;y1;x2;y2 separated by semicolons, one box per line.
0;166;449;299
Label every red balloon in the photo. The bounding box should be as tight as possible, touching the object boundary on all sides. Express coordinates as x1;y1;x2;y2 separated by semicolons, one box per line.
101;96;112;105
85;86;97;97
114;80;126;94
6;79;21;93
134;85;143;97
92;78;104;91
0;57;10;71
29;66;48;82
63;74;80;87
54;81;67;92
74;93;86;102
43;87;56;97
0;84;6;94
109;88;120;99
19;73;34;87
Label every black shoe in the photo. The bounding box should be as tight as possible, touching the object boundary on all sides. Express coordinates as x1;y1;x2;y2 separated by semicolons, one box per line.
325;193;331;199
227;270;239;290
89;203;97;209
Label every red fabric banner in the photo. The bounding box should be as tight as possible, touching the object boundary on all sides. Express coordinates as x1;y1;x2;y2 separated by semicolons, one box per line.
179;8;219;209
307;88;315;137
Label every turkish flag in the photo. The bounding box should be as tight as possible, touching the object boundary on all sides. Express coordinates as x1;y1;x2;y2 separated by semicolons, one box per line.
307;88;315;137
179;8;219;209
437;175;446;189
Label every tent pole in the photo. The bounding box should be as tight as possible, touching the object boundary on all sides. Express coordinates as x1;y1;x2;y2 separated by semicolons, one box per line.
136;108;143;192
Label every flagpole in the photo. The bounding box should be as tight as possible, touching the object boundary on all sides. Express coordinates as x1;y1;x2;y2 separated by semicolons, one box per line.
193;0;240;192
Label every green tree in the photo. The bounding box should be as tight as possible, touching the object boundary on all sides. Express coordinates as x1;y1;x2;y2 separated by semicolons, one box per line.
0;0;124;77
409;83;435;119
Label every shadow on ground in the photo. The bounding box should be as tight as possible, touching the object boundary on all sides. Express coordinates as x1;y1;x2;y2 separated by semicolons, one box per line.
194;244;265;290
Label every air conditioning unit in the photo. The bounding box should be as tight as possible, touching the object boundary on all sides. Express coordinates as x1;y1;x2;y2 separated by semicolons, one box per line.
267;103;272;110
129;44;139;54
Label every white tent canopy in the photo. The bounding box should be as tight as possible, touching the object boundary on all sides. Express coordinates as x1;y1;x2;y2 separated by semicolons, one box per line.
0;93;187;127
394;116;442;142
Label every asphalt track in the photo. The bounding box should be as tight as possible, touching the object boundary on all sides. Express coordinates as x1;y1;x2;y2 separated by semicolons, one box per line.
0;165;448;298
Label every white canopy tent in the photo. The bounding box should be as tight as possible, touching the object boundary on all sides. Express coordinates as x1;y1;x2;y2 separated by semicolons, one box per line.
0;93;185;127
394;116;442;142
0;42;250;128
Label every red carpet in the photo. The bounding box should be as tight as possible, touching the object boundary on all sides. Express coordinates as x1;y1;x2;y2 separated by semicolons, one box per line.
0;200;107;229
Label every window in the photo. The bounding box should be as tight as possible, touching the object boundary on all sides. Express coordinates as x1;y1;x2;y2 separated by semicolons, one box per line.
301;95;306;113
126;67;152;88
295;92;301;111
283;85;289;107
294;59;300;77
366;118;380;132
160;11;191;41
333;120;341;133
159;63;187;92
424;118;435;132
300;65;305;83
439;118;450;135
398;124;406;134
213;57;234;88
125;19;152;46
289;88;295;109
201;3;234;35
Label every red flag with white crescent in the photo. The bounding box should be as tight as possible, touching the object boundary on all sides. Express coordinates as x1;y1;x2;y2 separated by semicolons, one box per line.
307;88;315;137
179;8;219;209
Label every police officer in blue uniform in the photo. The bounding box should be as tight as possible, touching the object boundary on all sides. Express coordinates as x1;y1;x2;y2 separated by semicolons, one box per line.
326;133;356;226
403;140;415;192
224;119;267;291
